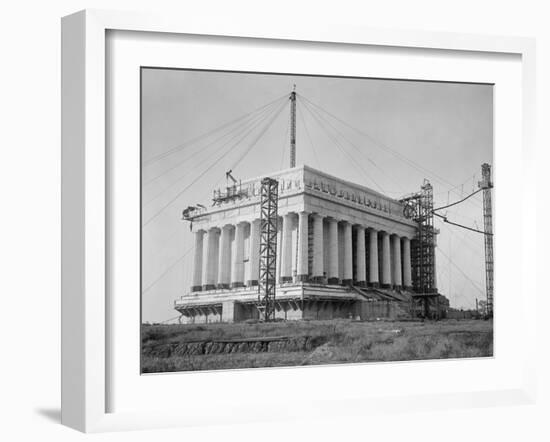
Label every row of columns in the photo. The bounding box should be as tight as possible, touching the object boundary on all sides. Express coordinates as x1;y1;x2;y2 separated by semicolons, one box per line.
191;219;261;292
190;212;413;292
308;213;412;288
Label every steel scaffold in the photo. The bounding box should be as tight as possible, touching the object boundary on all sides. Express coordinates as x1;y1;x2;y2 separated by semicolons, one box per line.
400;180;437;317
478;163;494;316
257;177;279;321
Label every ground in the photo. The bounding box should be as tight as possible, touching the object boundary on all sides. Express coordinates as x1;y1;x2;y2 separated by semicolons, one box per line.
141;318;493;373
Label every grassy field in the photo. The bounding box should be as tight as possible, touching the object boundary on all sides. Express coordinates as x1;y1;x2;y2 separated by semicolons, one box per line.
141;319;493;373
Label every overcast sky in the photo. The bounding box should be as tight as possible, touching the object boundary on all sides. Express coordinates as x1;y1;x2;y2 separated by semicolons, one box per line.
141;68;493;324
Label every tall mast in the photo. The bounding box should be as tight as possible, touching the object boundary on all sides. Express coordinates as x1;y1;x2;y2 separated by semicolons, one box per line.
479;163;494;317
290;85;296;168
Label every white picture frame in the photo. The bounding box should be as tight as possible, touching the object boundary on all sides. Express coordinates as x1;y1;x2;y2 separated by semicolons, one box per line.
61;9;537;433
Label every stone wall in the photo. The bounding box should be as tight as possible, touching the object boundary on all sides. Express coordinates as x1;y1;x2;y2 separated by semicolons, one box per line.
354;300;412;320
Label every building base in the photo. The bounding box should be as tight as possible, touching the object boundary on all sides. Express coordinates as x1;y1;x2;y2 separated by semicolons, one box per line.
174;282;447;324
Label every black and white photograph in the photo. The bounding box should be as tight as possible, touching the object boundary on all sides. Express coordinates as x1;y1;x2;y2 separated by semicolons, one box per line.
4;0;549;439
140;68;494;373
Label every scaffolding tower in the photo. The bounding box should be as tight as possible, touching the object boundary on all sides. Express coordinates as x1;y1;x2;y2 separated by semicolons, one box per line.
479;163;494;317
257;177;279;321
415;181;436;294
400;180;438;317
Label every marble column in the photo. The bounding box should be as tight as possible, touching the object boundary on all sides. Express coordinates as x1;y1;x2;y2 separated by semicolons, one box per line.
327;218;339;284
342;221;353;285
280;213;294;283
338;224;345;282
391;234;402;288
296;212;309;282
402;237;412;289
355;226;366;286
381;231;391;287
368;228;379;287
191;230;205;292
246;219;260;286
311;214;324;282
216;225;232;289
202;227;219;291
231;222;246;288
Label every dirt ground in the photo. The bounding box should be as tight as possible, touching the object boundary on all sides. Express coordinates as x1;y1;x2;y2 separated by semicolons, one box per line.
141;318;493;373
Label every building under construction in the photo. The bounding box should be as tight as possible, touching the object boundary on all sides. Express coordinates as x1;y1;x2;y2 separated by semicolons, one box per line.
170;89;478;323
175;162;449;323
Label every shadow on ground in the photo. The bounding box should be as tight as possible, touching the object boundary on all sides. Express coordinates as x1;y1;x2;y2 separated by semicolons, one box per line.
35;408;61;423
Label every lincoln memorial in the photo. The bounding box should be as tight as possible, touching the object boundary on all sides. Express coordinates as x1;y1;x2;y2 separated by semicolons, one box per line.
175;165;445;323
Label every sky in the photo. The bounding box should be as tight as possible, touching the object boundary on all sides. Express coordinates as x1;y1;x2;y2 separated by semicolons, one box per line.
141;68;493;324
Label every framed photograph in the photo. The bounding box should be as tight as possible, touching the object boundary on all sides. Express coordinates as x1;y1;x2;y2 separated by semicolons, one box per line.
61;9;537;432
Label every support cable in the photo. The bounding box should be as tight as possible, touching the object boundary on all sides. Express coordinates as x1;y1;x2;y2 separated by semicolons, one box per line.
141;171;229;295
143;99;288;226
143;93;289;166
143;99;283;208
433;212;490;236
305;100;383;191
142;246;193;294
297;105;321;169
300;98;385;192
143;170;228;260
298;95;406;194
441;207;483;227
432;188;483;212
436;246;484;295
143;109;266;206
299;93;481;209
438;221;484;260
433;174;480;197
228;99;288;172
143;98;285;186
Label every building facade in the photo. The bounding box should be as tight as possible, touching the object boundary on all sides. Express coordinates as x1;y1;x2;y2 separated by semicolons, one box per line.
175;165;438;323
